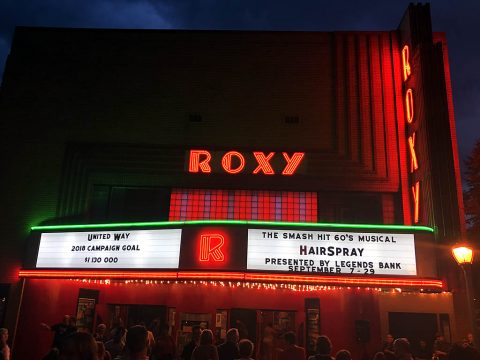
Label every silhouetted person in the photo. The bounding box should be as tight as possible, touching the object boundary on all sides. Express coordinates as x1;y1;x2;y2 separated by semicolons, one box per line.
42;348;60;360
152;323;175;360
105;327;126;359
217;328;239;360
41;315;71;349
191;329;219;360
335;349;351;360
238;339;255;360
467;333;476;349
373;352;386;360
394;338;414;360
278;331;305;360
308;335;334;360
139;322;155;355
97;341;112;360
181;325;201;360
0;328;10;360
65;316;78;337
382;334;395;360
236;320;249;340
446;340;479;360
261;323;275;360
414;340;429;360
95;324;108;342
118;325;149;360
433;334;450;360
59;332;97;360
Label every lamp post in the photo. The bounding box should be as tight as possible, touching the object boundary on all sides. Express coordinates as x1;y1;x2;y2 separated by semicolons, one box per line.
452;244;477;347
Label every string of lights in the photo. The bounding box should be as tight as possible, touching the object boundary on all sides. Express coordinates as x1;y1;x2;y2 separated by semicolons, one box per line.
64;278;448;294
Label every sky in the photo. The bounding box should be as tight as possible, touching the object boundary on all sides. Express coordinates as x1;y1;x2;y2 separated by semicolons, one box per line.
0;0;478;177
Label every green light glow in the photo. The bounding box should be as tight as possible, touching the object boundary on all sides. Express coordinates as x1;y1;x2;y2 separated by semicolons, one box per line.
31;220;434;233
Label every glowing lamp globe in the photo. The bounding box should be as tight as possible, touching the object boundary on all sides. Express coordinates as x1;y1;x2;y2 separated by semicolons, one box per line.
452;245;474;265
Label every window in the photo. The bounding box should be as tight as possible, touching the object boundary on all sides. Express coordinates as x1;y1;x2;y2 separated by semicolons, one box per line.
169;188;317;222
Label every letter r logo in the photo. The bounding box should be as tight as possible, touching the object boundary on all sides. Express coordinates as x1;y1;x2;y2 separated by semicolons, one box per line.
199;234;225;262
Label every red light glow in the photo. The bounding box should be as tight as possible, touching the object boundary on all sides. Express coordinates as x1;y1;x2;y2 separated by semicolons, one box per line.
405;88;414;124
221;151;245;174
18;270;178;280
253;152;275;175
282;152;305;175
244;273;443;289
408;133;418;172
412;181;420;223
18;270;444;290
199;234;225;262
177;271;245;280
402;45;411;82
188;150;212;173
169;189;317;222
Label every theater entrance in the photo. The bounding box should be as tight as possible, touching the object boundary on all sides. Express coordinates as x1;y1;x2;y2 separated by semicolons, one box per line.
229;308;296;359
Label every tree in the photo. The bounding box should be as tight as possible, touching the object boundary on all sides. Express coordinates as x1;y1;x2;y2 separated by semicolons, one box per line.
464;139;480;238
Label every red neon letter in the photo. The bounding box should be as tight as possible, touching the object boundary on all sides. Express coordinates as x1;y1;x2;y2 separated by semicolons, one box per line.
402;45;411;82
408;133;418;173
411;181;420;224
405;89;414;124
282;152;305;175
200;234;225;262
253;152;275;175
189;150;212;173
221;151;245;174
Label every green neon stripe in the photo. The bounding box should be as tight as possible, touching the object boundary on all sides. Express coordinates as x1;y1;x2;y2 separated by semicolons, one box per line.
31;220;434;232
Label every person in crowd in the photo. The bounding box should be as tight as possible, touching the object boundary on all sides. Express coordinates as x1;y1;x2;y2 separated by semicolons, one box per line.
152;323;175;360
66;316;78;337
42;348;60;360
307;335;334;360
467;333;475;348
237;339;255;360
335;349;351;360
191;329;219;360
59;332;98;360
278;331;305;360
217;328;239;360
97;341;112;360
118;325;149;360
261;323;275;360
110;319;126;339
105;326;126;359
139;322;155;355
373;352;386;360
393;338;414;360
382;334;395;360
433;334;450;360
41;315;71;349
0;328;10;360
181;325;201;360
236;320;249;340
95;324;108;342
414;339;429;360
446;340;479;360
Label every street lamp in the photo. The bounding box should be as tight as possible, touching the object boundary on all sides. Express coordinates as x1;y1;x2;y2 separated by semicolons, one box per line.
452;243;477;347
452;246;474;265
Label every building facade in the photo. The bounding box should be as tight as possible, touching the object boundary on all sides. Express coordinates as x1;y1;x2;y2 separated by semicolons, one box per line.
0;4;467;359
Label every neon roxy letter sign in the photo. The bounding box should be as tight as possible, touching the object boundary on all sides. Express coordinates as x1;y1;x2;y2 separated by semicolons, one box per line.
188;150;305;175
199;234;225;262
402;45;420;223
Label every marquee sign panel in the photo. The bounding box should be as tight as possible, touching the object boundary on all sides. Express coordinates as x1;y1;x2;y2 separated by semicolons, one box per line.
36;229;182;269
247;229;416;276
33;223;422;277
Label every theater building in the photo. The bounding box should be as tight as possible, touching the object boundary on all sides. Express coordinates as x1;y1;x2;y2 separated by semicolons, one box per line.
0;4;468;359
